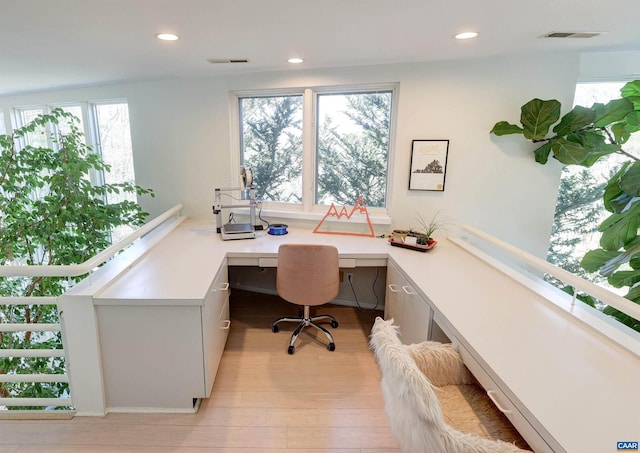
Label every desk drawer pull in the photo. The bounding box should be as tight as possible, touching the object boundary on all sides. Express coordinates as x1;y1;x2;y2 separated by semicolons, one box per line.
221;320;231;330
487;390;512;414
388;284;401;292
402;285;416;295
211;282;230;293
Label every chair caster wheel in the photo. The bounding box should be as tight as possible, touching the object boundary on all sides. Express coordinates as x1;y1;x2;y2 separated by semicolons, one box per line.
288;345;295;355
328;343;335;351
272;325;279;333
331;320;339;328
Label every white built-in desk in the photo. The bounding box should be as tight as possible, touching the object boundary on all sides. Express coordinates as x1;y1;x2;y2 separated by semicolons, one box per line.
75;218;639;453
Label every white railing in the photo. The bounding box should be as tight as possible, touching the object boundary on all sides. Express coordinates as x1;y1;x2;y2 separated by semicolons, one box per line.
0;204;184;417
460;225;640;321
0;296;70;415
0;204;184;277
454;225;640;357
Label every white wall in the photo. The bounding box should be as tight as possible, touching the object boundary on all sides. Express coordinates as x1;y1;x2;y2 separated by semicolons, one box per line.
579;50;640;82
0;51;580;257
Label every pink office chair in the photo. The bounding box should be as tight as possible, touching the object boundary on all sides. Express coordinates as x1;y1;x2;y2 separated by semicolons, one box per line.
271;244;340;354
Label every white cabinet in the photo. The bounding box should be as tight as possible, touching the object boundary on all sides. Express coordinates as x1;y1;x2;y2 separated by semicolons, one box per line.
385;261;432;344
94;260;231;412
202;264;231;397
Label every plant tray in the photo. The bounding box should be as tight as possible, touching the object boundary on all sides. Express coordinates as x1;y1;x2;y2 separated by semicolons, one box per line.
388;237;437;252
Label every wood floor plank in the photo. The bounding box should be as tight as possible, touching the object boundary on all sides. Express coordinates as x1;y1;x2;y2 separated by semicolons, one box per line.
266;408;391;427
15;448;365;453
286;426;399;449
0;289;398;452
207;390;386;410
0;447;19;453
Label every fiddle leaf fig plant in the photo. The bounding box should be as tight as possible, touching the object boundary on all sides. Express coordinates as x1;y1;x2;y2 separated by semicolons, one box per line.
491;80;640;331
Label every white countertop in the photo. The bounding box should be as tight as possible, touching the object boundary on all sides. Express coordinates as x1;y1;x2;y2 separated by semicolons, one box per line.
92;218;640;452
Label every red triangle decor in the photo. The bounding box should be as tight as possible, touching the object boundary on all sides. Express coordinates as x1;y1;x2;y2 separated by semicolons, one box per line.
313;196;375;237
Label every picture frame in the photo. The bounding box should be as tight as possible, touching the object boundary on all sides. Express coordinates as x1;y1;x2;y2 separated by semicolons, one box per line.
408;139;449;191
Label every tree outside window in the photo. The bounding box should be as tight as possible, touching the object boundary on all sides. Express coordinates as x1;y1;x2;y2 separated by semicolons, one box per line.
238;87;395;211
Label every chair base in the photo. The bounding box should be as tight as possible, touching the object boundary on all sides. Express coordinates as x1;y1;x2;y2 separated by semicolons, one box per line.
272;306;339;354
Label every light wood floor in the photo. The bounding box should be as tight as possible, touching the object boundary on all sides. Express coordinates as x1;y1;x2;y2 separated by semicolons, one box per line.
0;290;400;453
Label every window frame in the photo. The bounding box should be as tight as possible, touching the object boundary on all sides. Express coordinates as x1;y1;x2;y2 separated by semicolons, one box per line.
230;83;398;222
10;100;135;192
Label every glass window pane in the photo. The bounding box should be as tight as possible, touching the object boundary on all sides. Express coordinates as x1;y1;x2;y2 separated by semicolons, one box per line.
94;103;136;242
548;82;636;291
57;105;84;134
316;91;392;208
239;95;303;204
95;103;136;203
17;108;46;147
0;111;6;135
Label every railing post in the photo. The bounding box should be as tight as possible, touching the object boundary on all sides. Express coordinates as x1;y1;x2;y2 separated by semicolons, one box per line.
58;294;107;416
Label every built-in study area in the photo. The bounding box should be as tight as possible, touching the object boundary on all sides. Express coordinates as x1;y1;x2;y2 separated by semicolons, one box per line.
2;6;640;450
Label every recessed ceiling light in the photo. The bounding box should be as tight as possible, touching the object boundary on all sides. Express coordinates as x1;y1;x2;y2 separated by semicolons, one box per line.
288;58;304;64
455;32;478;40
156;33;179;41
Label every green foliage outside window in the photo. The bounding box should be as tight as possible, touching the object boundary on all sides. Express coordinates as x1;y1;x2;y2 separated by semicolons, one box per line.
0;108;153;407
317;92;391;208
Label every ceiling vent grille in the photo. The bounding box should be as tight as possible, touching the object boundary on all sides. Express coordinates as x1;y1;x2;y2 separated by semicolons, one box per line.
207;58;249;64
542;31;605;39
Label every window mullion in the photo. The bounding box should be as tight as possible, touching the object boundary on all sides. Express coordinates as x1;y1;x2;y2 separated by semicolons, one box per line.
302;88;315;212
87;103;105;187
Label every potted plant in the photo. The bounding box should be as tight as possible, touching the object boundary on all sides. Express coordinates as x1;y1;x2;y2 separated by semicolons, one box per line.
409;211;445;246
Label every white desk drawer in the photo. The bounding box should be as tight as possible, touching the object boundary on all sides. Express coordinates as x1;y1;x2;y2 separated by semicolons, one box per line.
456;342;559;453
238;257;370;268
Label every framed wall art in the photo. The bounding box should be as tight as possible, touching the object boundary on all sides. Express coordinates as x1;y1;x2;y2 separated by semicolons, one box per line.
408;139;449;191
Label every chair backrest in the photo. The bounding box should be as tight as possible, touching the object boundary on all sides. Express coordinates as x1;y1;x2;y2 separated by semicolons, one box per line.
276;244;340;306
370;317;529;453
370;317;448;453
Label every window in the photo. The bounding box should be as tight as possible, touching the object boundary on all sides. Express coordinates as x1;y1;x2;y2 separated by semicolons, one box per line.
548;82;635;289
236;85;396;214
12;101;138;242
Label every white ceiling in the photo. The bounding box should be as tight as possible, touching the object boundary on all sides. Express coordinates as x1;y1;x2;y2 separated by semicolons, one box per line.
2;0;640;96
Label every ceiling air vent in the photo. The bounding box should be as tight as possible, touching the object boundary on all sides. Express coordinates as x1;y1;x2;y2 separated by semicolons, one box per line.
541;31;605;39
207;58;249;64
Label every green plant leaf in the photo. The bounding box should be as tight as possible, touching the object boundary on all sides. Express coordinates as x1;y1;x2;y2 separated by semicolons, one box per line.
581;248;623;273
625;96;640;111
520;98;561;140
566;130;620;166
612;121;640;144
598;202;640;251
549;137;588;164
603;305;640;331
533;142;552;164
560;286;597;307
621;80;640;99
608;269;640;288
620;161;640;196
593;98;634;127
603;162;632;212
490;121;523;136
625;111;640;127
553;105;596;136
